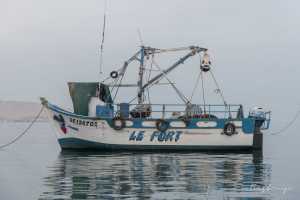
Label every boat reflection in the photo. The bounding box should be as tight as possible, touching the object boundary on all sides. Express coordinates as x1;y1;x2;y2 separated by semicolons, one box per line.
39;151;272;199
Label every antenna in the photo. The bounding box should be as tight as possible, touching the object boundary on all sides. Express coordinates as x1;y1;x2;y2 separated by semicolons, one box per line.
99;0;107;79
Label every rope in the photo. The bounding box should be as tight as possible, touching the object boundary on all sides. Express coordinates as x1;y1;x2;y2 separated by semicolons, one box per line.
200;70;207;113
209;68;232;118
128;95;138;104
189;71;201;102
270;109;300;135
110;75;121;96
112;73;126;102
140;57;148;103
209;69;227;106
152;60;189;104
0;106;44;149
146;54;154;104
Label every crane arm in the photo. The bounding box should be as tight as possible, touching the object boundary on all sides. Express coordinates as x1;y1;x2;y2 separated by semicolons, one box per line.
141;46;206;92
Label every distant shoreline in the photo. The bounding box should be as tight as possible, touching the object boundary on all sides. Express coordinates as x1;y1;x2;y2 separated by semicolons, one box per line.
0;101;48;121
0;119;49;123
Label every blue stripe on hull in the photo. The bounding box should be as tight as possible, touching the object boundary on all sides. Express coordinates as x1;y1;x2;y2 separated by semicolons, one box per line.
47;103;255;133
58;138;254;151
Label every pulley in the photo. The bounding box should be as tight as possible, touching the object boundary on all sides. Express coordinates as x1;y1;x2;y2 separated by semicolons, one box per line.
200;65;211;72
200;51;211;72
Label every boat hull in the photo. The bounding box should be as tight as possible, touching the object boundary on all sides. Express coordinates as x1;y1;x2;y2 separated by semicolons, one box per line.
44;103;262;151
57;138;255;151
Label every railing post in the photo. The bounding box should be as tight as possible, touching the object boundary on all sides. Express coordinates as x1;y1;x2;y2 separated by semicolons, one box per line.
117;104;120;117
162;104;166;119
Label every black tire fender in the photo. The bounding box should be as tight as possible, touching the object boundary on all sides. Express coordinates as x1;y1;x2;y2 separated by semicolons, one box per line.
223;122;236;136
156;119;169;132
112;117;125;130
110;71;119;79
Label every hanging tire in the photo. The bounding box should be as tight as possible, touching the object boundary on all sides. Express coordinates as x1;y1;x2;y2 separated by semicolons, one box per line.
223;123;236;136
112;117;125;130
156;119;169;132
110;71;118;79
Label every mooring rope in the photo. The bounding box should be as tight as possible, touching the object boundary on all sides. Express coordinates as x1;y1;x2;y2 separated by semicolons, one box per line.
270;109;300;135
0;106;44;149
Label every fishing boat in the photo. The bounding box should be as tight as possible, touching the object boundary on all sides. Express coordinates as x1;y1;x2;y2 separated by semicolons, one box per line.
41;45;271;151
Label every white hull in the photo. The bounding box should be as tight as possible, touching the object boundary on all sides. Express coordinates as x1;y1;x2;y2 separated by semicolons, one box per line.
45;105;260;151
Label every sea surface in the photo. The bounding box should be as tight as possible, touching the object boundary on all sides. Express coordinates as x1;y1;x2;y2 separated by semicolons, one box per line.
0;122;299;200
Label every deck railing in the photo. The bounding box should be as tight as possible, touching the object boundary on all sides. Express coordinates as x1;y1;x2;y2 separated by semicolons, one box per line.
260;111;271;130
110;103;243;120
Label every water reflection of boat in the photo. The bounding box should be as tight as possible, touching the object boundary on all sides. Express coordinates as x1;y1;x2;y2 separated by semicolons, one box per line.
39;151;272;199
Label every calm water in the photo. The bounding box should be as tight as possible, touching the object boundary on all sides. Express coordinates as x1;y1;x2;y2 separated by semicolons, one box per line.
0;122;299;199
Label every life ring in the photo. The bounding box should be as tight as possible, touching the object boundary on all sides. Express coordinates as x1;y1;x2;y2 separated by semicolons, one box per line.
112;117;125;130
223;123;236;136
156;119;169;132
110;71;119;79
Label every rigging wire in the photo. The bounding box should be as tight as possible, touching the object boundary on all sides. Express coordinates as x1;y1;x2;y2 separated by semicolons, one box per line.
0;106;44;149
128;95;138;104
209;69;227;106
152;60;189;104
189;71;201;102
112;73;126;102
146;54;155;104
200;70;207;113
110;76;120;94
209;69;231;118
189;56;207;113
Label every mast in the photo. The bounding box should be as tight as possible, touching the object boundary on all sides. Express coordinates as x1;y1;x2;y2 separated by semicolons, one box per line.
99;0;108;82
138;46;145;104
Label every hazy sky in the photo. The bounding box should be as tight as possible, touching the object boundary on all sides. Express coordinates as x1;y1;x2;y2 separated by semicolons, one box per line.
0;0;299;129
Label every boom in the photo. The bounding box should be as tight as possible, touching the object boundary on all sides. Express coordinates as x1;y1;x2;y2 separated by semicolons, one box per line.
106;45;207;104
141;46;207;95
